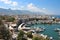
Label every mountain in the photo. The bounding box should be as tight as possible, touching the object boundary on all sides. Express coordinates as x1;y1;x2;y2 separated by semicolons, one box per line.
0;8;45;15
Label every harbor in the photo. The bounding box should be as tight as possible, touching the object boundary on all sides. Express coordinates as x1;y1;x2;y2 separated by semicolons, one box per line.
6;15;60;40
30;23;60;40
9;22;60;40
0;15;60;40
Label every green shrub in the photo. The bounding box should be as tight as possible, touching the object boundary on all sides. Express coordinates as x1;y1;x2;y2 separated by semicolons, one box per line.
17;30;25;40
32;36;41;40
6;17;15;22
26;32;33;38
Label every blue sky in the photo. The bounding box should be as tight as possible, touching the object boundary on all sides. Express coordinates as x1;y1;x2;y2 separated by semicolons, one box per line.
0;0;60;15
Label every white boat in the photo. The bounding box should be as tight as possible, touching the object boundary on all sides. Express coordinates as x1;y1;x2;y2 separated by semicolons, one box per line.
54;28;60;32
35;27;45;33
50;37;53;40
58;31;60;35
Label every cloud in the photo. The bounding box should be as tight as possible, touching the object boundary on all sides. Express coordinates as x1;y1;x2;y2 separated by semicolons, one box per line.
27;3;40;12
26;3;52;15
0;1;53;15
0;0;11;4
0;6;8;9
19;6;25;10
12;3;51;14
42;8;46;10
12;2;18;6
27;3;46;12
0;0;18;6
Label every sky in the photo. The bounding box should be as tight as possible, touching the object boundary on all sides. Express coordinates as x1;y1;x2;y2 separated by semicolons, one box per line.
0;0;60;15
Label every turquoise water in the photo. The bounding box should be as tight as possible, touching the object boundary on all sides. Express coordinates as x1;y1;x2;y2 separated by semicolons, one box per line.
31;24;60;40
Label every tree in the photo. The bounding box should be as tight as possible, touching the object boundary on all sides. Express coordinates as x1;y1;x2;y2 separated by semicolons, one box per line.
6;17;15;22
0;19;12;40
45;37;50;40
32;36;40;40
17;30;25;40
26;32;33;38
0;16;5;20
32;36;50;40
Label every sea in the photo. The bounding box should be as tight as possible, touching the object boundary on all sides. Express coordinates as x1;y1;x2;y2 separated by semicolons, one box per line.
31;15;60;40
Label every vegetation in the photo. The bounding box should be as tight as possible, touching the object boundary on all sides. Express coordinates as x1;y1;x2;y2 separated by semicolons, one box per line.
6;17;15;22
0;15;15;22
26;32;33;38
32;36;41;40
17;30;27;40
0;16;5;20
17;30;50;40
0;19;11;40
32;36;50;40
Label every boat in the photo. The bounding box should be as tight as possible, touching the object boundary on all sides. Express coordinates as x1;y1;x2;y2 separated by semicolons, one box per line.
39;27;45;30
58;31;60;35
50;37;53;40
24;24;31;27
54;28;60;32
35;27;45;33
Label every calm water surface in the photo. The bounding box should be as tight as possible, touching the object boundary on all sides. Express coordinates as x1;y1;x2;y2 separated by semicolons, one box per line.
31;24;60;40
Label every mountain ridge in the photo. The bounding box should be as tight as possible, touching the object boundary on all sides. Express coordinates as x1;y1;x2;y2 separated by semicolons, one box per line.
0;8;45;15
